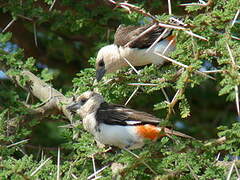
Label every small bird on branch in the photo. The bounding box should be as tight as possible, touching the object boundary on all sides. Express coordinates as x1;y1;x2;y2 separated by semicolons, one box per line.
67;91;193;149
95;23;176;81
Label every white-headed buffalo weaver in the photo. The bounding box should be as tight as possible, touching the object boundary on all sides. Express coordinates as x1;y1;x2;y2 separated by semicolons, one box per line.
67;91;192;149
95;23;176;81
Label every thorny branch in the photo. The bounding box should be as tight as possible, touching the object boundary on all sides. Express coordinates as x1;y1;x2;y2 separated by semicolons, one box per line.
0;59;72;121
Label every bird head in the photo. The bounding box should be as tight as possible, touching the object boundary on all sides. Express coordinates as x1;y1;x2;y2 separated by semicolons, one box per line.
67;91;104;117
95;44;121;81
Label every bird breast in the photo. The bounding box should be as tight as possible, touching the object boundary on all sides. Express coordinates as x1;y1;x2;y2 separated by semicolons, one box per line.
94;123;144;149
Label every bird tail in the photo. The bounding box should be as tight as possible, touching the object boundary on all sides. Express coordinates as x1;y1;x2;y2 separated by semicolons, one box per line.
159;127;194;139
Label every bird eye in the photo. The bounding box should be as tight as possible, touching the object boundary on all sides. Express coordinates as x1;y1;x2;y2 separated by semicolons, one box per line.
81;98;87;105
98;59;105;67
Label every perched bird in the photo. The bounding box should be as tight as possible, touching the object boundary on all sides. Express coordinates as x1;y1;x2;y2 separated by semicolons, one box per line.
95;23;176;81
67;91;192;149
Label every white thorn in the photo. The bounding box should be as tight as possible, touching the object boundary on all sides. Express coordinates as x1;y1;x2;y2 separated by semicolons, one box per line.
226;161;235;180
168;0;172;15
7;139;29;148
2;19;16;33
231;9;240;27
30;157;52;176
92;155;97;179
87;165;109;180
57;147;60;180
125;86;139;105
146;28;169;52
122;57;140;75
49;0;57;11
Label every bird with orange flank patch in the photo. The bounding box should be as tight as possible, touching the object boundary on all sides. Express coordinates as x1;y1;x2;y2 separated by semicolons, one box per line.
67;91;193;149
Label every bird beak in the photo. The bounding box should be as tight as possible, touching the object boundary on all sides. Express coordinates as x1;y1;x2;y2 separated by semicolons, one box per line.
66;102;81;113
96;67;106;82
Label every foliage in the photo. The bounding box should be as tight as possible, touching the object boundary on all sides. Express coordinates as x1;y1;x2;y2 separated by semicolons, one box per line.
0;0;240;179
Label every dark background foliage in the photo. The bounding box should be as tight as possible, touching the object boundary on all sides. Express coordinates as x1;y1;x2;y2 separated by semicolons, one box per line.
0;0;240;179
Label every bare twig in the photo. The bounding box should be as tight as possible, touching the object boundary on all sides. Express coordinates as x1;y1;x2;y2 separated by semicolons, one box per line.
87;165;109;180
226;161;235;180
92;155;97;179
234;163;240;178
125;86;140;105
154;52;215;80
33;22;38;47
231;35;240;41
201;70;225;74
17;14;33;21
125;24;157;47
154;52;188;68
122;57;140;75
231;9;240;27
49;0;57;11
111;0;208;42
166;88;186;120
107;0;116;5
25;92;31;104
179;3;206;6
171;89;181;106
179;0;212;7
226;43;240;116
30;157;52;176
57;147;60;180
2;19;16;33
226;43;235;65
168;0;172;15
162;37;175;55
235;86;240;116
146;28;169;52
128;83;158;86
117;2;158;22
204;136;226;146
158;23;187;30
185;30;208;41
212;30;240;41
161;88;170;102
215;153;221;161
71;174;78;179
170;17;188;27
7;139;29;148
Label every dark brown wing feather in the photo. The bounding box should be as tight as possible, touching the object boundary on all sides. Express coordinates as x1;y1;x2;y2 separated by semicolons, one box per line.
114;24;172;49
96;102;161;126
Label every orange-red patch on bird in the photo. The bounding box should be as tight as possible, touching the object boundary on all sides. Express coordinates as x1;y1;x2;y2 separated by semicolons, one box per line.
136;125;163;140
166;35;176;44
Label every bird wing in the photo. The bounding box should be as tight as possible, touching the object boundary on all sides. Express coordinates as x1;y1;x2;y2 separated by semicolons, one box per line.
114;24;172;49
96;102;161;126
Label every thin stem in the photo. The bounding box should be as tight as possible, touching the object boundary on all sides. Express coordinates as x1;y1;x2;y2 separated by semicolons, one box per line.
125;86;139;105
168;0;172;15
122;148;157;175
146;28;169;52
231;9;240;27
57;147;60;180
2;19;16;33
30;157;52;176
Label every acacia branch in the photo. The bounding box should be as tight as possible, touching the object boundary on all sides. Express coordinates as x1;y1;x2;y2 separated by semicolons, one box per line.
0;59;72;121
